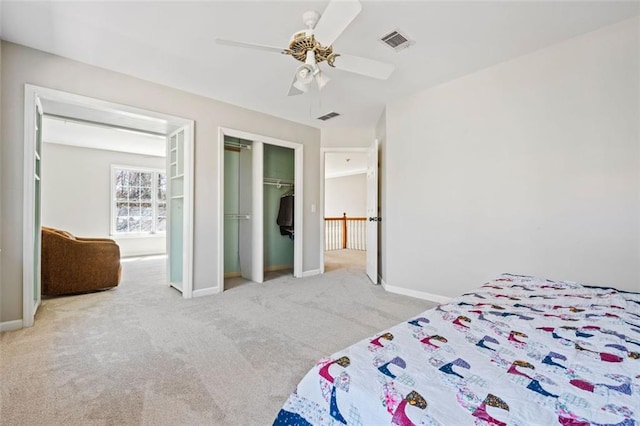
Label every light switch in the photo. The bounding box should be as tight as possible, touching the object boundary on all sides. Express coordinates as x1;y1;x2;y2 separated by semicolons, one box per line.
311;204;316;213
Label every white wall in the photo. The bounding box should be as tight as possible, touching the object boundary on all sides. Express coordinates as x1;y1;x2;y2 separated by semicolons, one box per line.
321;127;375;148
324;173;366;218
41;143;166;257
384;17;640;296
1;42;321;323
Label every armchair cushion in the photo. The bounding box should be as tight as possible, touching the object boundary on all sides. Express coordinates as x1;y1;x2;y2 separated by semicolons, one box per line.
41;226;122;296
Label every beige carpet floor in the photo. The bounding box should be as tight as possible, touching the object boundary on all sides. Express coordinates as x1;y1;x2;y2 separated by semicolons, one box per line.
1;251;434;425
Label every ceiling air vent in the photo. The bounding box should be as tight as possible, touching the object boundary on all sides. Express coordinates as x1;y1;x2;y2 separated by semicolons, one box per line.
380;29;413;51
317;112;340;121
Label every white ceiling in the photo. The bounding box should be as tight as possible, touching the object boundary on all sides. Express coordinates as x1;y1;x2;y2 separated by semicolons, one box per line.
43;116;166;157
2;1;638;128
325;152;367;178
41;98;181;135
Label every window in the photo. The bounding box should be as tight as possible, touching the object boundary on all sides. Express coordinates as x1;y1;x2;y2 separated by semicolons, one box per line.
112;167;166;235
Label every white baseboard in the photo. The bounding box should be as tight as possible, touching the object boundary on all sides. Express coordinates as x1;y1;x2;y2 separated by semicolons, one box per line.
192;287;220;298
0;319;23;332
302;269;321;278
381;280;451;304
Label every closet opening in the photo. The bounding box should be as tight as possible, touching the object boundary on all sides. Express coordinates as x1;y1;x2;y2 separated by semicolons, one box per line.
222;134;299;290
263;144;295;281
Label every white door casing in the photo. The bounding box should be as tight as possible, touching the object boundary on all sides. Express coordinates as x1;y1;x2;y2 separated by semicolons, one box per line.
366;139;379;284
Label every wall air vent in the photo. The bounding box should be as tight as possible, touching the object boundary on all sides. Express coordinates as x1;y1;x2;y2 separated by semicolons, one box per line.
380;29;414;51
317;112;340;121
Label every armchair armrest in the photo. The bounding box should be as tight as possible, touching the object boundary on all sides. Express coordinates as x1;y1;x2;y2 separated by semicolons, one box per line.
76;236;118;243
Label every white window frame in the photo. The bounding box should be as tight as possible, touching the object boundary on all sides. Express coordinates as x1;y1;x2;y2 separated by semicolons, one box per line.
110;165;167;237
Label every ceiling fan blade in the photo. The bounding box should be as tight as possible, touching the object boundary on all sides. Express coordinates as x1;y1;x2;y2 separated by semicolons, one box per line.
216;38;287;54
315;70;330;90
288;74;307;96
332;54;395;80
313;0;362;47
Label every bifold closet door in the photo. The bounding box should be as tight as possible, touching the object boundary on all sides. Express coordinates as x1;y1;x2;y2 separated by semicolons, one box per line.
238;141;264;283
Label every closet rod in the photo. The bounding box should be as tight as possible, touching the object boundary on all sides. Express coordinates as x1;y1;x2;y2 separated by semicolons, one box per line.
264;181;294;188
224;141;251;149
224;214;251;220
264;177;294;189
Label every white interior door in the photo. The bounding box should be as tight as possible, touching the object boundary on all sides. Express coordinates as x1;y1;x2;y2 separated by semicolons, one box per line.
251;142;264;283
23;90;43;328
167;126;193;297
238;141;264;283
32;97;44;314
366;139;379;284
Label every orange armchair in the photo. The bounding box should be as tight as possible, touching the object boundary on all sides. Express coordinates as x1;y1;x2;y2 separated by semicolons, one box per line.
41;226;122;296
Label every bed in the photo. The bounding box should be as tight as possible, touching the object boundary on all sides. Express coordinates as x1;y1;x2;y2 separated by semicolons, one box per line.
274;274;640;425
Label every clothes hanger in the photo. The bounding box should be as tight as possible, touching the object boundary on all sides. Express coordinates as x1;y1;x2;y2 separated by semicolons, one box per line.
282;187;294;197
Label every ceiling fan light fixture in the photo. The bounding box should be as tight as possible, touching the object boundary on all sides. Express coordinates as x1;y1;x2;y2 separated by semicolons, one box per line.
295;64;314;85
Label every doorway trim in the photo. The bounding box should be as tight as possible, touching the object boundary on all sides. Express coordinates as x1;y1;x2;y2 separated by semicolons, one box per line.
319;147;368;274
218;127;304;291
23;84;195;327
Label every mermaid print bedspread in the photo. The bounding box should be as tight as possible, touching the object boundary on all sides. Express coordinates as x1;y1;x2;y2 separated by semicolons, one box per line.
274;274;640;425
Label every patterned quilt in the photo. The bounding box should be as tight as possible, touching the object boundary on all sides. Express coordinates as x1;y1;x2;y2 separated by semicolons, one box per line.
274;274;640;426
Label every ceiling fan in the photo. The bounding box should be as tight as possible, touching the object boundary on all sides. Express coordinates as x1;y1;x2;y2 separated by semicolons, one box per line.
216;0;394;96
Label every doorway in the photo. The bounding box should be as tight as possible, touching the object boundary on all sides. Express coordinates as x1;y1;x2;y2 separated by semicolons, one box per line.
218;128;304;291
41;116;168;259
320;142;379;283
23;85;195;327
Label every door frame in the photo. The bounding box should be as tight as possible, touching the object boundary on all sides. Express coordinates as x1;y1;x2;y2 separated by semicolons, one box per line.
23;84;195;327
217;127;304;290
319;147;369;274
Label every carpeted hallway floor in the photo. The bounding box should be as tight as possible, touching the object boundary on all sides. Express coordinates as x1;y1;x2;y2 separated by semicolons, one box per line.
1;252;434;425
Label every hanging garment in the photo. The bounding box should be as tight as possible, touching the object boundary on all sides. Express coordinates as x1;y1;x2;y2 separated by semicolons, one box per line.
277;194;294;236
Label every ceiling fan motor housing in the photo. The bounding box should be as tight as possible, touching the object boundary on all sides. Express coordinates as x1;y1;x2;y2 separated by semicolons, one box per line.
286;31;339;67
